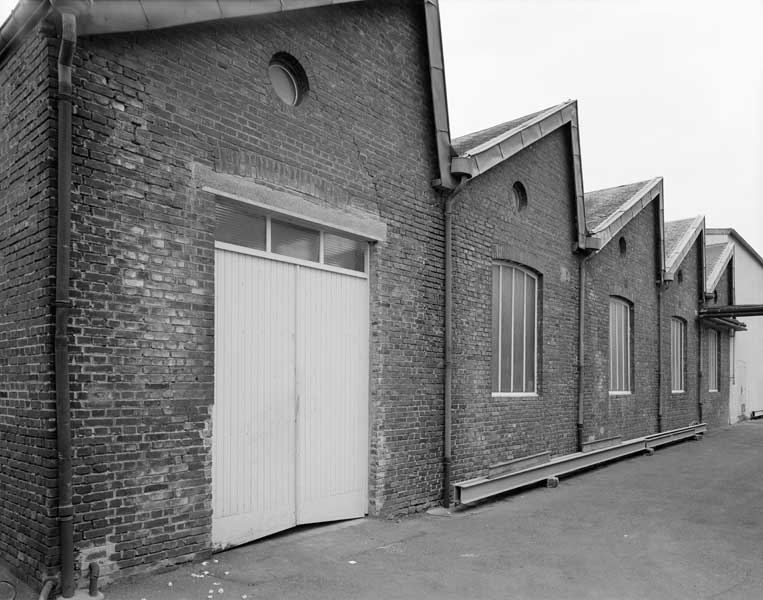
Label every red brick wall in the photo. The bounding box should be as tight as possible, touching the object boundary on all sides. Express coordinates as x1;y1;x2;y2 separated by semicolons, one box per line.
450;126;581;481
63;1;443;582
584;200;661;441
0;28;58;587
661;238;702;429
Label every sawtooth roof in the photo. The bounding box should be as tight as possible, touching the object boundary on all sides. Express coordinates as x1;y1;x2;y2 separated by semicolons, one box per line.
448;100;589;250
662;216;704;278
705;243;727;276
451;106;553;156
705;241;734;294
664;218;699;262
584;180;653;232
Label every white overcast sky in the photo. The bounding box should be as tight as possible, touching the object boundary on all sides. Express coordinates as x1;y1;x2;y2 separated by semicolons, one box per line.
440;0;763;254
1;0;761;252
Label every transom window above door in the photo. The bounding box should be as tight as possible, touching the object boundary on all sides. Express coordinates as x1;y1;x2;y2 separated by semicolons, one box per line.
215;196;367;274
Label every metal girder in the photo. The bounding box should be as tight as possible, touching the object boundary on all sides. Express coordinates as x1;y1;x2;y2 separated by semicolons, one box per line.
645;423;706;448
700;305;763;318
454;424;707;505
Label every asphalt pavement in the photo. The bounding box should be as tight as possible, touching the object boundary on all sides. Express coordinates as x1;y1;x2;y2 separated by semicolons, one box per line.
11;421;763;600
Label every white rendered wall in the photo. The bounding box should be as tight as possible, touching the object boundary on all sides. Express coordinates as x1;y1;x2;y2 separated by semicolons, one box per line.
708;233;763;420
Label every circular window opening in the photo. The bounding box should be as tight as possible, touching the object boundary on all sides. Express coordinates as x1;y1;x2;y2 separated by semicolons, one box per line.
619;236;627;255
512;181;528;211
268;53;308;106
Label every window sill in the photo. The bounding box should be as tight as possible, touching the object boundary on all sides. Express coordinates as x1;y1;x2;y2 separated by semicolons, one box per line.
671;390;685;395
708;389;719;393
608;391;632;397
492;392;539;398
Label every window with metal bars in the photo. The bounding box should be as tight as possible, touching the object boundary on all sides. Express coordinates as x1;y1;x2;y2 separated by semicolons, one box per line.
609;297;632;393
491;264;538;395
671;317;686;392
708;329;719;392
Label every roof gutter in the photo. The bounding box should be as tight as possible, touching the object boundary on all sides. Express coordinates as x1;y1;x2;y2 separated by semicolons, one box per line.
0;0;51;65
2;0;455;192
423;0;456;190
1;1;368;60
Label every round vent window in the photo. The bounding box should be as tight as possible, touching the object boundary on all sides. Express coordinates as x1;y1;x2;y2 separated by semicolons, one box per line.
268;53;308;106
619;236;627;255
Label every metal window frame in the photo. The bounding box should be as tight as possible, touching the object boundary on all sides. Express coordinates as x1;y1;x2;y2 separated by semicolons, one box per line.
609;297;631;393
215;199;369;277
492;264;538;395
708;329;719;392
671;317;686;393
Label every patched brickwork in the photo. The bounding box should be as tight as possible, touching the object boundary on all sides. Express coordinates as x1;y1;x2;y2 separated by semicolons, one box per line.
0;28;58;587
661;239;702;429
450;126;581;482
585;201;661;441
60;1;442;583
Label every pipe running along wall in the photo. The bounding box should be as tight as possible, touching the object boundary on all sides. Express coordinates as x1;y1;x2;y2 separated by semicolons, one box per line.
576;252;592;451
442;176;469;507
657;282;664;432
54;8;77;599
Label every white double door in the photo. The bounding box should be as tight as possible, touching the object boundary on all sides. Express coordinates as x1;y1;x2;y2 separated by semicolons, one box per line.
212;248;369;548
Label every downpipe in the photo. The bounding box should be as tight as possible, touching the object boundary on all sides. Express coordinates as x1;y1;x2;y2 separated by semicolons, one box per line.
442;176;468;507
697;320;703;423
576;251;593;452
657;282;664;432
54;9;77;599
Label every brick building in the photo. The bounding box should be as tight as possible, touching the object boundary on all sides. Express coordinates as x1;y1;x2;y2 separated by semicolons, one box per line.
447;102;587;483
662;217;709;428
0;0;460;591
581;179;664;441
0;0;758;595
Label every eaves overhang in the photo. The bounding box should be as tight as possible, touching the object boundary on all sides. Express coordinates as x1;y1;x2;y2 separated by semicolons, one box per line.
0;0;51;63
2;0;367;47
1;0;456;191
705;241;734;294
451;100;588;249
587;177;666;276
663;214;705;281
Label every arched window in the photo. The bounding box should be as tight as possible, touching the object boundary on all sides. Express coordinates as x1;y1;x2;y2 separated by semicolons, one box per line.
512;181;528;211
707;329;719;392
492;264;538;394
609;297;632;393
671;317;686;393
